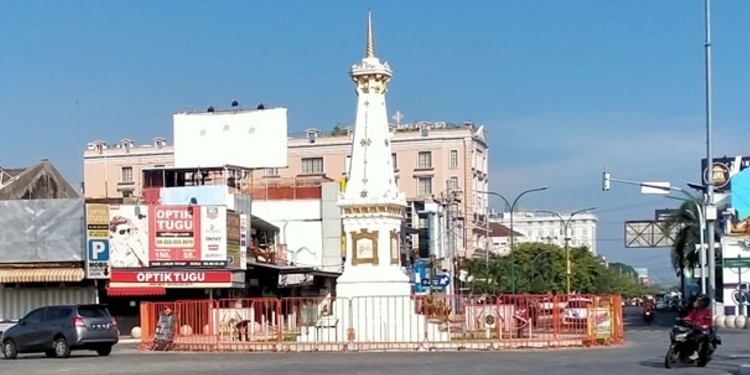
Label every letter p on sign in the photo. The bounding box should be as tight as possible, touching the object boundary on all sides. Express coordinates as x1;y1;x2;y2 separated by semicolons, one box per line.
88;239;110;261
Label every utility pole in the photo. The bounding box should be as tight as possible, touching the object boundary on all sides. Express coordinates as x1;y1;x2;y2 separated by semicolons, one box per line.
436;182;462;297
703;0;718;315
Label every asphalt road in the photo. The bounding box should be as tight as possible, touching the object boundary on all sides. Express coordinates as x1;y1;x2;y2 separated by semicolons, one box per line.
3;307;750;375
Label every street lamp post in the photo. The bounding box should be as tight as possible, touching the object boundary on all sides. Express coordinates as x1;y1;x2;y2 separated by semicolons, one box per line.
703;0;717;316
537;207;597;295
530;250;553;290
477;186;549;293
602;172;709;297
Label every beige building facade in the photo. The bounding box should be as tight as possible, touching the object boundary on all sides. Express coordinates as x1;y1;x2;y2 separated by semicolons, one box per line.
82;122;490;257
82;137;174;199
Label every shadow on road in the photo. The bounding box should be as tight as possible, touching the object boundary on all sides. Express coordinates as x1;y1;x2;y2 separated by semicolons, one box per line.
10;353;100;360
638;359;665;369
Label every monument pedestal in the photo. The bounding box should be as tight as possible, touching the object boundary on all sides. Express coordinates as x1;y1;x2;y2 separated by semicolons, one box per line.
297;266;450;344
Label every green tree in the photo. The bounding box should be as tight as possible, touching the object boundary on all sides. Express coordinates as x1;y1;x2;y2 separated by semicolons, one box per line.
330;125;348;136
662;200;702;295
464;242;656;297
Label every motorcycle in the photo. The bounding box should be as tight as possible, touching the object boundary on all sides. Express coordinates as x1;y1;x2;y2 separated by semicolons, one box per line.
642;306;654;325
664;320;721;368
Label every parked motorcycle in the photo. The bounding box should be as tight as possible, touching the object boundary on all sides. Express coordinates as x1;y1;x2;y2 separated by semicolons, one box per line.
664;320;721;368
642;306;654;325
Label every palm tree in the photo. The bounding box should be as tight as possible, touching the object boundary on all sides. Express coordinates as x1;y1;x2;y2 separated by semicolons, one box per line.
662;200;702;295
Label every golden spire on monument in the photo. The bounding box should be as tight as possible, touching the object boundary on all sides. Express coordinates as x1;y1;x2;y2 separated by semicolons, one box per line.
350;10;392;93
366;9;375;58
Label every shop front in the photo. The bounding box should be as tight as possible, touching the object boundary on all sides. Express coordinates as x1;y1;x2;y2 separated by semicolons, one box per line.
0;198;92;322
0;263;95;321
102;269;246;333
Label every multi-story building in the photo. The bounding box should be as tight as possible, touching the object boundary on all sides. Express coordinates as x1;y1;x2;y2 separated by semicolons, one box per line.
489;211;598;255
82;137;173;199
254;122;489;258
82;122;490;258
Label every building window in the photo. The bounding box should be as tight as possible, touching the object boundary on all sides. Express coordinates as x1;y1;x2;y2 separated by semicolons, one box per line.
448;176;459;191
417;177;433;195
264;168;279;177
121;191;133;198
417;151;432;169
392;153;398;170
450;150;459;168
301;157;324;174
120;167;133;183
475;149;484;170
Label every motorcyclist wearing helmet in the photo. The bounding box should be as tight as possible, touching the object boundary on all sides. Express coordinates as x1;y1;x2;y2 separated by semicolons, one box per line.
682;294;713;361
683;294;712;330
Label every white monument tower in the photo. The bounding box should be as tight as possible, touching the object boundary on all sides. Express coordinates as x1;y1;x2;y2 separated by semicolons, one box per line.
298;12;449;345
336;10;411;298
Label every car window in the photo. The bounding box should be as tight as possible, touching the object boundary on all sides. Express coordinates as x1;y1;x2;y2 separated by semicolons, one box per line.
47;307;73;321
23;308;47;324
77;305;109;318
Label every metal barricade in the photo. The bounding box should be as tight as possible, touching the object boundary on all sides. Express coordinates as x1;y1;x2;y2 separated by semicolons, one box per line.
138;293;625;352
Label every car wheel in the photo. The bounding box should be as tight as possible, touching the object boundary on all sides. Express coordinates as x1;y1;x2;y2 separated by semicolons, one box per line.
96;345;112;356
2;340;17;359
53;338;71;358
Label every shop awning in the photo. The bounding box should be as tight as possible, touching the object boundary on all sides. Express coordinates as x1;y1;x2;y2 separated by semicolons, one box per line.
0;268;85;283
106;287;167;297
251;215;279;232
249;262;341;277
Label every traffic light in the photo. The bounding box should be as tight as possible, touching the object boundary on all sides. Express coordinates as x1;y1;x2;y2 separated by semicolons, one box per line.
602;171;611;191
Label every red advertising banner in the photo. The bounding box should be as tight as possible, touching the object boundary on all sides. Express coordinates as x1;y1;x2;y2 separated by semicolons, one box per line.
109;270;233;288
148;206;226;267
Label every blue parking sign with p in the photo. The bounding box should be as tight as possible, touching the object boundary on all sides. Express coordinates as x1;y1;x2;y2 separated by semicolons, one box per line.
88;239;110;261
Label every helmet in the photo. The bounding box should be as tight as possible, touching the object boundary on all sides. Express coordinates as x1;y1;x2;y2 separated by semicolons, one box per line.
695;294;710;309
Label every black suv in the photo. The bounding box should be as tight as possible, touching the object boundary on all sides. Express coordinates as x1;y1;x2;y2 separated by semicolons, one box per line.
1;304;119;359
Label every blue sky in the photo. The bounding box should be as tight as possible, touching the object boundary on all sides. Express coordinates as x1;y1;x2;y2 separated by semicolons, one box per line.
2;1;750;284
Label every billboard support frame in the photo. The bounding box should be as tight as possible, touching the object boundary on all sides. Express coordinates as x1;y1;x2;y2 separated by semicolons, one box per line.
624;220;680;248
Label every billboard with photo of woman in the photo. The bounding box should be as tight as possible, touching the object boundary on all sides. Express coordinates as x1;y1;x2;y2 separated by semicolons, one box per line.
109;205;149;268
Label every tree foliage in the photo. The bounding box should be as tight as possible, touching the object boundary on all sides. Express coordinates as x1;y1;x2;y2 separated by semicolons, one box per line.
464;242;658;297
661;199;723;296
662;200;702;278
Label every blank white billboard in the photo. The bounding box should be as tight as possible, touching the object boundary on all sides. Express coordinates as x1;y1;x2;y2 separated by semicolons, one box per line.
173;107;289;169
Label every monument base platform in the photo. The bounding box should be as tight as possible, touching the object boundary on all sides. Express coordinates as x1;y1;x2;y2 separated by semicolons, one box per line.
297;296;450;344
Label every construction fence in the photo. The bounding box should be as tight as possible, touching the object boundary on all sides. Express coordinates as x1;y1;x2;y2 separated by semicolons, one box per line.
138;294;624;352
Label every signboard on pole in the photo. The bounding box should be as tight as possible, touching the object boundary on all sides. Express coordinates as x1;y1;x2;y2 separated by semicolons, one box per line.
85;204;111;279
624;220;679;248
239;214;248;270
700;155;750;193
226;211;242;269
413;261;429;294
655;209;679;222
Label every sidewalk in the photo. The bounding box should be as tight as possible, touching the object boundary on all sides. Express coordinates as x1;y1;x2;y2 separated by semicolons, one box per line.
119;336;141;345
